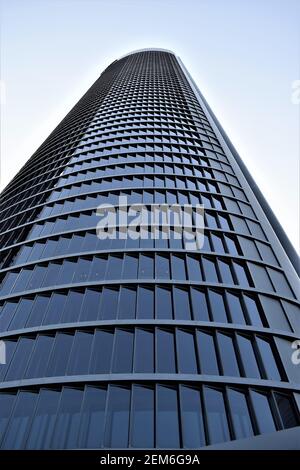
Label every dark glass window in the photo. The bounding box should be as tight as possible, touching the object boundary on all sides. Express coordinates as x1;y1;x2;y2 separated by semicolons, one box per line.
118;287;136;319
243;295;262;326
43;292;66;325
176;329;197;373
60;290;84;323
227;389;254;439
186;255;202;281
136;287;154;319
197;331;219;375
57;259;77;285
173;287;191;320
67;331;93;375
100;287;119;320
156;287;172;319
156;329;176;373
171;255;186;280
156;386;180;448
73;257;92;283
78;386;106;448
218;259;234;284
250;391;277;434
0;300;18;331
203;387;230;444
202;257;218;282
88;256;106;281
79;288;101;321
25;335;53;379
180;386;206;448
112;329;134;373
5;337;34;381
256;337;281;381
0;271;18;295
50;387;83;449
122;255;138;279
0;340;17;381
0;393;16;444
41;262;61;287
155;254;170;279
217;333;240;377
26;294;49;328
233;262;250;287
134;328;154;372
104;385;130;448
25;389;60;449
226;292;245;324
90;329;113;374
209;290;227;323
138;254;154;279
1;391;38;449
236;335;261;378
131;385;154;448
274;393;299;429
46;333;74;377
106;255;122;280
11;268;34;293
190;288;210;321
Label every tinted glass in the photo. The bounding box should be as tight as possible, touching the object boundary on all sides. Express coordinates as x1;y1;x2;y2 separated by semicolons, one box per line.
236;335;261;378
226;292;245;324
173;287;191;320
131;385;154;448
180;386;206;448
250;391;276;434
156;386;180;448
203;387;230;444
100;288;119;320
104;386;130;448
217;333;240;377
60;290;84;323
79;288;101;321
155;254;170;279
112;329;134;373
156;329;176;373
90;329;114;374
25;295;49;328
67;331;93;375
190;288;210;321
0;393;16;443
176;329;197;373
136;287;154;319
156;287;172;319
25;335;53;379
134;329;154;373
197;331;219;375
46;333;74;377
118;287;136;319
43;292;66;325
256;337;281;381
209;290;227;323
227;389;254;439
5;337;34;381
78;386;106;448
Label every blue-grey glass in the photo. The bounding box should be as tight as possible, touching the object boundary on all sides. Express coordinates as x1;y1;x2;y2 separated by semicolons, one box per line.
171;255;186;280
155;254;170;279
0;340;17;381
46;333;74;377
173;287;191;320
50;387;83;449
73;257;92;283
42;292;66;325
227;389;254;439
0;393;16;444
11;268;33;293
78;386;106;448
138;254;154;279
1;391;38;449
57;259;77;285
25;295;49;328
180;386;206;448
250;391;276;434
100;287;119;320
41;262;61;287
156;329;176;373
156;386;180;448
190;288;210;321
112;329;134;373
134;329;154;373
186;255;202;281
217;333;240;377
25;389;60;449
236;335;261;378
89;329;113;374
274;393;298;429
209;290;227;323
156;287;172;319
202;257;218;283
218;259;234;284
0;300;18;331
196;331;219;375
88;256;106;281
67;331;93;375
104;386;130;448
203;387;230;444
176;329;197;374
60;290;84;323
226;292;245;324
79;288;101;321
122;255;138;279
243;295;262;326
131;385;154;448
118;287;136;319
106;255;122;280
136;287;154;319
5;337;34;381
24;335;53;379
256;337;281;381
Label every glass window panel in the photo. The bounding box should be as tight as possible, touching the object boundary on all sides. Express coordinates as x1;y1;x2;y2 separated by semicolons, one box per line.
180;386;206;448
156;329;176;373
243;295;262;326
156;287;172;319
136;287;154;319
5;337;34;382
203;387;230;445
274;393;299;429
176;329;197;373
233;262;250;287
227;389;254;439
41;262;62;287
217;333;240;377
155;254;170;279
106;255;122;280
60;290;84;324
156;386;180;448
1;391;38;449
202;257;218;283
42;292;66;325
100;287;119;320
209;290;227;323
46;333;74;377
79;288;101;321
226;292;245;324
218;259;234;284
138;254;154;279
118;287;136;319
24;335;53;379
50;387;83;449
250;391;276;434
256;337;281;381
196;331;219;375
0;393;16;444
236;335;261;378
112;329;134;373
131;385;154;448
8;298;33;331
67;331;93;375
89;329;114;374
73;257;92;283
25;295;49;328
190;288;210;321
104;385;130;448
57;259;77;285
171;255;186;280
0;340;17;382
186;255;202;282
25;389;60;449
88;256;106;281
122;255;138;279
11;268;33;293
173;287;191;320
27;264;47;290
134;329;154;373
0;300;18;331
78;386;106;448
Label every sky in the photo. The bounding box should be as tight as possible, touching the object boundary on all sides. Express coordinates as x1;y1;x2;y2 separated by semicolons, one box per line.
0;0;299;251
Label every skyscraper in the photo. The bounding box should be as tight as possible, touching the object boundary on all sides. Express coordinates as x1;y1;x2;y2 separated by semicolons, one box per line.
0;49;299;449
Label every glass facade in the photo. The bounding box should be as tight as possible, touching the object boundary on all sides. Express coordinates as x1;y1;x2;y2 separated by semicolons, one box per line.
0;49;299;449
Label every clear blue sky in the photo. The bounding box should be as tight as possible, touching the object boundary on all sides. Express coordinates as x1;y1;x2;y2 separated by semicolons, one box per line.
0;0;299;250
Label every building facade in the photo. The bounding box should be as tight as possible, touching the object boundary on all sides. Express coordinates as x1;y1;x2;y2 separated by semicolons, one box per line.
0;49;299;449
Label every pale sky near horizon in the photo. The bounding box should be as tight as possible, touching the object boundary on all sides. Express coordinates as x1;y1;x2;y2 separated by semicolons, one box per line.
0;0;299;251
